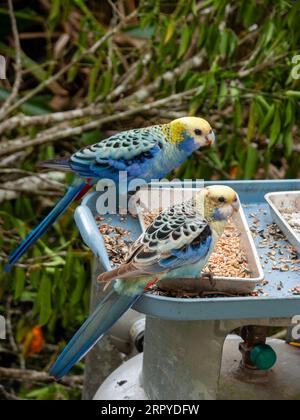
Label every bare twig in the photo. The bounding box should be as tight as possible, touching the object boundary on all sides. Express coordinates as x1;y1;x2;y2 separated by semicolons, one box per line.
2;10;137;118
0;52;152;135
107;0;126;19
0;0;22;121
0;88;197;157
5;297;26;370
127;51;206;102
106;52;152;102
0;367;84;389
0;385;21;400
0;173;65;203
0;151;31;168
0;47;199;135
238;53;288;78
0;105;104;135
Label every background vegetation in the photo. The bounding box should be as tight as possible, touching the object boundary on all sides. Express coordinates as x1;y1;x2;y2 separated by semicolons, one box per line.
0;0;299;400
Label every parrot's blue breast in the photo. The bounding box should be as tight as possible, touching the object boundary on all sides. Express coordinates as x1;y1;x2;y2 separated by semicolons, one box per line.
139;138;195;181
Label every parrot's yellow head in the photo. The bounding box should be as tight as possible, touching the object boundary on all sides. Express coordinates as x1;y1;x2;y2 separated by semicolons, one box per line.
195;185;239;229
163;117;215;148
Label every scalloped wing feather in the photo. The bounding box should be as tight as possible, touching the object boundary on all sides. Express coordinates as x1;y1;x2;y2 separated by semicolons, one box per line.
130;201;212;272
69;126;166;178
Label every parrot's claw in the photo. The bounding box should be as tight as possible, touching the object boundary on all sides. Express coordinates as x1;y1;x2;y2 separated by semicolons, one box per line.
201;272;215;284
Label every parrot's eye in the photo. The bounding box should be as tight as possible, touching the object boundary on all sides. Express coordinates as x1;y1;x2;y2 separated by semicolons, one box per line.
194;129;203;136
218;196;226;203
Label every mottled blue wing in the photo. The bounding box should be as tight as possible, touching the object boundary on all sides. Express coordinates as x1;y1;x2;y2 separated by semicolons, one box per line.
130;201;212;272
69;126;164;178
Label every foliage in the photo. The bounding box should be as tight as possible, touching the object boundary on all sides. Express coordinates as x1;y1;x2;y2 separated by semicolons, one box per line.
0;0;299;399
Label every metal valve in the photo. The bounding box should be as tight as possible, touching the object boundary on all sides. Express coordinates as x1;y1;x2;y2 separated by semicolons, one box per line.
239;326;277;371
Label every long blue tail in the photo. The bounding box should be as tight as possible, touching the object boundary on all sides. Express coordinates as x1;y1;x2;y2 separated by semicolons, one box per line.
5;181;87;271
50;284;141;379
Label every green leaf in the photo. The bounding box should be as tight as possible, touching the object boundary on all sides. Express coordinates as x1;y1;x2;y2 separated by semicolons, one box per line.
285;100;294;127
227;29;238;57
219;30;229;57
38;275;52;326
285;90;300;99
233;99;243;129
244;145;259;179
178;25;191;58
124;24;155;39
247;101;258;141
284;128;293;157
255;95;270;113
74;0;104;32
164;19;176;43
81;130;101;145
101;71;113;98
260;104;275;133
269;109;281;149
88;63;101;103
70;262;86;305
14;268;26;300
218;80;227;108
49;0;61;24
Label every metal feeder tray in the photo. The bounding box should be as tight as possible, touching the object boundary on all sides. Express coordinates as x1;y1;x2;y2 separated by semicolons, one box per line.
75;180;300;322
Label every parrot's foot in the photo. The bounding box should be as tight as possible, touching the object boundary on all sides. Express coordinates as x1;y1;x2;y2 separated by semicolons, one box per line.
145;274;159;291
103;280;112;292
201;272;215;283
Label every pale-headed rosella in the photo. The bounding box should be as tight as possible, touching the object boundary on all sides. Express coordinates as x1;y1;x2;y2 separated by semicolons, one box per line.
6;117;215;270
50;185;239;379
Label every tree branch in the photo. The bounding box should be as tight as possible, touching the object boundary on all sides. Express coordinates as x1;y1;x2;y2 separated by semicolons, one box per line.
2;10;137;118
0;88;197;157
0;385;21;400
0;172;65;203
127;51;206;102
0;105;104;135
0;0;22;121
0;367;83;388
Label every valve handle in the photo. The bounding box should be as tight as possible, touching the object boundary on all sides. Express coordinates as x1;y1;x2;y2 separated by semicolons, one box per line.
250;344;277;371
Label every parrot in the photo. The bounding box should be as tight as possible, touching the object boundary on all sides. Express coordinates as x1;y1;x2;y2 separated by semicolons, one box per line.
50;185;239;379
5;117;215;271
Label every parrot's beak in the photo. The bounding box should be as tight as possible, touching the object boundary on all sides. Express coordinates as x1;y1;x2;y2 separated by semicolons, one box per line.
205;130;215;146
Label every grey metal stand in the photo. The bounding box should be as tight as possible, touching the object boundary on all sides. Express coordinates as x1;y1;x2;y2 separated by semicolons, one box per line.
94;318;298;400
143;318;226;400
